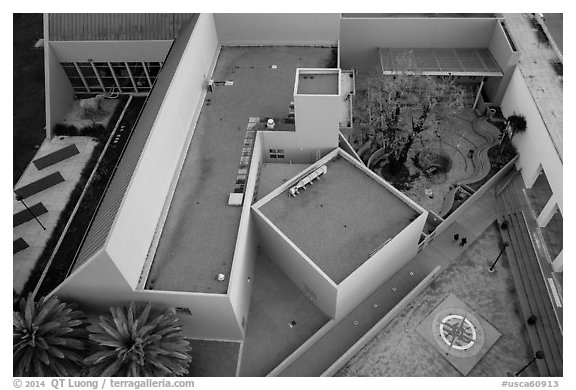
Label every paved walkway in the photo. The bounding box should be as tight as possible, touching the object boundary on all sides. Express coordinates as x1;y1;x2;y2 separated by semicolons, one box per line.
13;136;97;294
275;187;499;376
337;223;537;377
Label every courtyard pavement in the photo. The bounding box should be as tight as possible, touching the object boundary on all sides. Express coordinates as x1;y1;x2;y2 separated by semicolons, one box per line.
337;219;538;377
274;189;528;376
13;135;97;293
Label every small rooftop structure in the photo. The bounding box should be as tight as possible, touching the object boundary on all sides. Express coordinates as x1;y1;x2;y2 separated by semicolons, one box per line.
295;69;340;95
257;149;422;284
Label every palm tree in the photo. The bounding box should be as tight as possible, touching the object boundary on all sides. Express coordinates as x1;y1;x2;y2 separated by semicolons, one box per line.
507;113;528;135
13;294;89;376
500;113;527;154
84;302;192;377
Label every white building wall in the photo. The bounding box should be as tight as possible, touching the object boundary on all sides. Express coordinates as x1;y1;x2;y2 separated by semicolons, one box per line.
106;13;220;287
261;131;319;164
214;13;340;46
252;209;338;318
335;212;427;320
227;132;264;335
53;250;133;312
136;290;243;341
485;21;520;104
294;93;341;150
45;44;75;138
500;68;562;213
55;250;244;341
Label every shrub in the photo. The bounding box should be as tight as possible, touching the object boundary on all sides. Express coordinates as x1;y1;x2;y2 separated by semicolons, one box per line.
488;141;517;172
53;123;80;137
53;123;107;140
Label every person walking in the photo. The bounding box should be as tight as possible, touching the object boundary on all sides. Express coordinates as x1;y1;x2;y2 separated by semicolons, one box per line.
453;233;459;242
460;237;467;247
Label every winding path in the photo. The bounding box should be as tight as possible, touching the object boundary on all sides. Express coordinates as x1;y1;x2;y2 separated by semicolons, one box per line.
439;117;500;217
460;117;500;185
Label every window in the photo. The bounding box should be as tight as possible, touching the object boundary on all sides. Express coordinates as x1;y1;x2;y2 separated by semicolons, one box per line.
146;62;162;79
269;149;285;159
111;62;134;91
61;62;89;92
93;62;116;89
75;62;102;91
60;61;164;95
127;62;149;91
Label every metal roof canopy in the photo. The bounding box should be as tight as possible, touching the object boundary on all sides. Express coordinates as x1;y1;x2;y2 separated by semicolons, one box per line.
379;48;503;77
48;14;197;41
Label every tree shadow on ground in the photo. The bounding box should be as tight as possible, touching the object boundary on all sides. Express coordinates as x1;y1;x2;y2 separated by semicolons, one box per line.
379;162;420;192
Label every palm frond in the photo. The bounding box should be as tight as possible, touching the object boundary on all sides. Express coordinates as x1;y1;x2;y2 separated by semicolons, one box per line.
13;294;89;377
84;302;192;377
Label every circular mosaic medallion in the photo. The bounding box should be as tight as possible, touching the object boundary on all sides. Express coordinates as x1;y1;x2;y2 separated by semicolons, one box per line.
432;307;485;358
439;314;477;350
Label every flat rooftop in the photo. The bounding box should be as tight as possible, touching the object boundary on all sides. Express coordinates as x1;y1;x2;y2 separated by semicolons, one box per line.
239;250;329;376
145;46;335;293
297;73;339;95
185;339;240;377
259;154;420;284
258;163;310;200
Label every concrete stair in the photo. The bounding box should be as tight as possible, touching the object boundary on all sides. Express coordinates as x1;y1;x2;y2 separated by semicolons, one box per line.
496;173;563;376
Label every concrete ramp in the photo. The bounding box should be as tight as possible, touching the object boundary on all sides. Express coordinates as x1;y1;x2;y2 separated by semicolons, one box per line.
33;144;79;170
